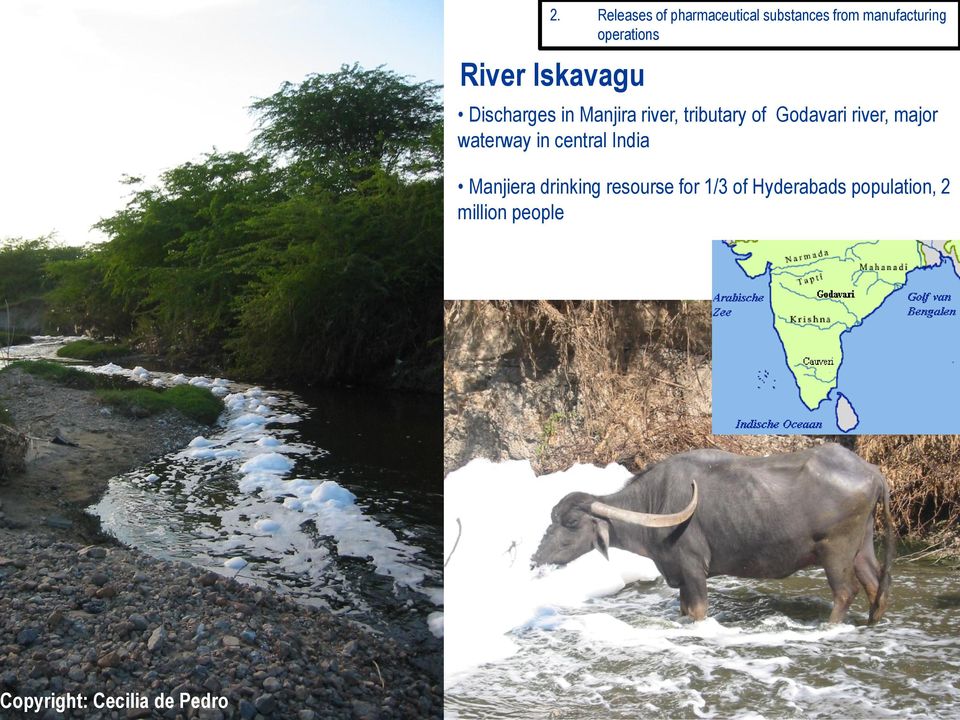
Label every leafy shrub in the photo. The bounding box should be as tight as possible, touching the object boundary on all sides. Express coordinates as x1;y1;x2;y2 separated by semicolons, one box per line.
56;339;132;362
1;360;136;391
97;385;222;425
3;360;101;389
2;333;34;347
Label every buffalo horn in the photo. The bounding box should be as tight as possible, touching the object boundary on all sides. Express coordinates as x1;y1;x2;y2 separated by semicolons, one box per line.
590;481;698;527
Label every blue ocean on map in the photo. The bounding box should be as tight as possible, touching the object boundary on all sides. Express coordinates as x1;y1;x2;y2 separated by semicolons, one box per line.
712;241;960;434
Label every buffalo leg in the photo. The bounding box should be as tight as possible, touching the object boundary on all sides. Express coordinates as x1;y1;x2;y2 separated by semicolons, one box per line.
854;524;888;623
679;574;708;621
854;552;880;607
823;559;860;623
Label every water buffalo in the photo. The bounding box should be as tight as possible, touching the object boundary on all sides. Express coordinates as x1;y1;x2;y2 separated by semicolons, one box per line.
532;444;895;624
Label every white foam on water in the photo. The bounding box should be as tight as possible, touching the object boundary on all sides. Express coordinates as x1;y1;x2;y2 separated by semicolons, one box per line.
254;518;282;534
442;458;905;707
72;352;439;619
557;613;679;652
93;362;124;374
444;458;657;683
229;412;269;428
239;452;295;475
1;336;84;363
9;337;443;632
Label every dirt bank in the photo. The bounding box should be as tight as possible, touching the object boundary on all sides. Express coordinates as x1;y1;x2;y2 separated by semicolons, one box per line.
0;368;204;534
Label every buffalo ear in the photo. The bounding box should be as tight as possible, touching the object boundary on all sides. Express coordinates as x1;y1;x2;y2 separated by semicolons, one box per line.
592;518;610;560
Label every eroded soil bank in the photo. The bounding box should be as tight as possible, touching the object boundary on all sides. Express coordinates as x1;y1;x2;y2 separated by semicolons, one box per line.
0;368;203;533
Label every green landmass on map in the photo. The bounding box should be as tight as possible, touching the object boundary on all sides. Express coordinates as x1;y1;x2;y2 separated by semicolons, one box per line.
729;240;928;409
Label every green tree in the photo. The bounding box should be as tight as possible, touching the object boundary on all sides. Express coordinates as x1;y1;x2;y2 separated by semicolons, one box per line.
40;64;442;389
250;63;442;188
45;250;131;337
229;170;442;383
0;236;81;303
91;152;281;356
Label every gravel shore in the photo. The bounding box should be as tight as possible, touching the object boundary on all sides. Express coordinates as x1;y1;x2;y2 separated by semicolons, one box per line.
0;530;441;719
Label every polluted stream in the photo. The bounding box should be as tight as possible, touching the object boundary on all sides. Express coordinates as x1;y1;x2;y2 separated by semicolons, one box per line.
6;339;443;647
444;460;960;719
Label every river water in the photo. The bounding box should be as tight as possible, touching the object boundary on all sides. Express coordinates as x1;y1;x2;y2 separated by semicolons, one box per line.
447;559;960;719
445;460;960;719
5;338;443;641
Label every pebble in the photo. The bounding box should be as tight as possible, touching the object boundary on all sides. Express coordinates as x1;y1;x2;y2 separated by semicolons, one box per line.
128;613;148;630
342;639;359;656
16;627;40;646
254;693;277;715
0;528;441;718
352;700;380;720
238;700;256;720
78;545;108;559
97;650;120;668
147;626;166;652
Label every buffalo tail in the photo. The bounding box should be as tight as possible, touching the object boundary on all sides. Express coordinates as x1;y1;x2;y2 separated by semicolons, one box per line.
870;477;896;624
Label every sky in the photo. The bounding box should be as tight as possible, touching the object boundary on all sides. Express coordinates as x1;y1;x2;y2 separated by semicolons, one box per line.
0;0;442;246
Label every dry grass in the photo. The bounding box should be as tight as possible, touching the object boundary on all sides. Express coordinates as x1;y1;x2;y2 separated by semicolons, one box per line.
445;301;714;473
857;435;960;537
446;301;821;474
454;301;826;473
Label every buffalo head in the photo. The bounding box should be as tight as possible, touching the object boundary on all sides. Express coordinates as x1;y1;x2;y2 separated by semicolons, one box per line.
531;482;698;568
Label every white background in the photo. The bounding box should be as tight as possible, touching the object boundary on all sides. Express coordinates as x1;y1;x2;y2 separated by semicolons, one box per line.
444;0;960;299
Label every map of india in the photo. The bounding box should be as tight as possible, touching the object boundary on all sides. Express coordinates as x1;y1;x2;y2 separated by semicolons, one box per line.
713;240;960;435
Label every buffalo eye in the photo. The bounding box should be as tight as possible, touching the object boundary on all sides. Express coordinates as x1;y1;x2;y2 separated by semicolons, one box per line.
561;510;582;529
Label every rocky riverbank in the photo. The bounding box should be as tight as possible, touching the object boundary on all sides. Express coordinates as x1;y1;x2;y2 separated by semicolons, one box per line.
0;369;442;719
0;531;440;720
